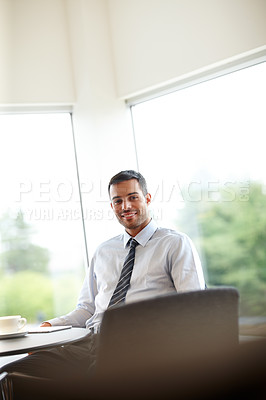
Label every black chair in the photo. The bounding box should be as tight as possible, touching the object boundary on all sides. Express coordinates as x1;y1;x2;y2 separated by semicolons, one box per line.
96;287;240;376
0;371;53;400
3;340;266;400
0;372;10;400
1;287;242;400
93;287;266;399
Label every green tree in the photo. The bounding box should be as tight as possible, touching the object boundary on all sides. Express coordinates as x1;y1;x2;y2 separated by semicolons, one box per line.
177;182;266;316
0;211;50;274
0;270;54;323
0;211;53;322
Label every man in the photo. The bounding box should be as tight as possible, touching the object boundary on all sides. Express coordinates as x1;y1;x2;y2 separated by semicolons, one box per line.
0;170;205;394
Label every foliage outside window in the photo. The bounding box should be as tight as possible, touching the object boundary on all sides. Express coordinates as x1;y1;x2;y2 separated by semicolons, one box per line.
131;62;266;320
0;113;86;324
177;182;266;316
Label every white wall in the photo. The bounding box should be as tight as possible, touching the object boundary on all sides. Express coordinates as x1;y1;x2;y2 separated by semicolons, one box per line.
1;0;265;253
0;0;137;253
0;0;75;105
107;0;266;98
65;0;137;254
1;0;265;105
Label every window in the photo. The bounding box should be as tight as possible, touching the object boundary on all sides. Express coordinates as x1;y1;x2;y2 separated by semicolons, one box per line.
130;62;266;322
0;113;86;324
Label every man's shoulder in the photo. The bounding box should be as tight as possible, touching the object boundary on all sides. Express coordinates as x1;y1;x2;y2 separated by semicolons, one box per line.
153;227;194;254
155;226;188;241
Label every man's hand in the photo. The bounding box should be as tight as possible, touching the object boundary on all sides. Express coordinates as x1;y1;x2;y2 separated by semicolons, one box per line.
40;322;52;327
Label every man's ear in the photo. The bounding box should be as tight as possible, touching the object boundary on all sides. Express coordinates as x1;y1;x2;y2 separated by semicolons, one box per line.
145;193;152;205
110;202;114;210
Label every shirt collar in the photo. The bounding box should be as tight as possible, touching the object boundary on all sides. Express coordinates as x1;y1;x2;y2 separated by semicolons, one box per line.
123;219;158;248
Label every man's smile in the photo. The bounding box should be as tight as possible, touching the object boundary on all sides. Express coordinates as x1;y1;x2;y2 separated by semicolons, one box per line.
120;211;138;220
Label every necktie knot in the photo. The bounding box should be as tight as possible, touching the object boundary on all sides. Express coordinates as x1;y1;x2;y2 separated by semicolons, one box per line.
128;238;138;249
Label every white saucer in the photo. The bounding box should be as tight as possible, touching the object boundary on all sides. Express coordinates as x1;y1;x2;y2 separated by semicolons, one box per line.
0;330;28;339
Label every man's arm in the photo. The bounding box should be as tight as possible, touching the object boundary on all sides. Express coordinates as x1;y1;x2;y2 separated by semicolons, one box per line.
169;233;205;291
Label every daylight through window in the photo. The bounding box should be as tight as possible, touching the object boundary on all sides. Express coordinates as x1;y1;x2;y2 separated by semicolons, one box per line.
0;113;86;324
131;62;266;321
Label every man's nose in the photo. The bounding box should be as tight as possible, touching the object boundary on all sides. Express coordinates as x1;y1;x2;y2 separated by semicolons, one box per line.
122;199;132;210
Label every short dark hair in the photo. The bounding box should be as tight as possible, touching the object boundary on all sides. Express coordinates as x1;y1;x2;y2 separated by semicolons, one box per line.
108;170;148;197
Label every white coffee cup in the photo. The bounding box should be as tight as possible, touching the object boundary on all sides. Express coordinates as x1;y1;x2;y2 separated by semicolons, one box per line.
0;315;27;334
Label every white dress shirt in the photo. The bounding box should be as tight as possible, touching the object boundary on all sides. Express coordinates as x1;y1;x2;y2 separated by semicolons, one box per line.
49;219;205;331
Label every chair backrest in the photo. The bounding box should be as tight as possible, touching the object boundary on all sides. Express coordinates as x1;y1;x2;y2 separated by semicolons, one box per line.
96;287;239;375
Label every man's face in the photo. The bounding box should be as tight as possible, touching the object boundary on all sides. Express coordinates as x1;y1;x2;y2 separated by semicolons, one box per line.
110;179;151;236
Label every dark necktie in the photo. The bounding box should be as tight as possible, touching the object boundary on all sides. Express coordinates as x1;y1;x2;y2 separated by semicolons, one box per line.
108;238;139;308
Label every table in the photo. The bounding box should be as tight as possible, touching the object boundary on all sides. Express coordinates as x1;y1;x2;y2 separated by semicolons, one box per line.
0;328;90;357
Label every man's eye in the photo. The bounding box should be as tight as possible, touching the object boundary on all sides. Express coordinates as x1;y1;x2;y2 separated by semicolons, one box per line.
114;199;122;205
130;196;138;200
